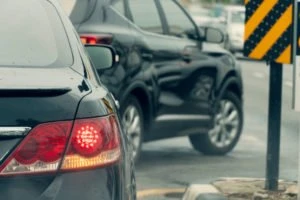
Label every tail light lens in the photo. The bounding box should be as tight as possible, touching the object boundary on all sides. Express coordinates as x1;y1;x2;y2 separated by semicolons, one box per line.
0;121;72;175
0;115;121;176
61;116;121;170
80;34;113;45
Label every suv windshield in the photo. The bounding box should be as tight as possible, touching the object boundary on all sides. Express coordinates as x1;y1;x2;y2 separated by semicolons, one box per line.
0;0;73;67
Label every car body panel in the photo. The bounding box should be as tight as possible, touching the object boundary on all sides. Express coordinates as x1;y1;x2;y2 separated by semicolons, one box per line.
0;0;134;199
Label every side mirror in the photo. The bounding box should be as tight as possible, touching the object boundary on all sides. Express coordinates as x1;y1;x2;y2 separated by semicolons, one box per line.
201;27;224;44
84;45;118;70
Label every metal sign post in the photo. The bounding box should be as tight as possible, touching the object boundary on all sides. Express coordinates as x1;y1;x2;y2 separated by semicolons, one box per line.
244;0;294;191
265;61;283;190
292;1;300;199
293;0;300;111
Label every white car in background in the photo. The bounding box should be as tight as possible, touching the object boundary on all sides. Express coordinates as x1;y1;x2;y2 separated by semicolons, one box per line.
187;5;214;25
210;5;245;53
219;6;245;53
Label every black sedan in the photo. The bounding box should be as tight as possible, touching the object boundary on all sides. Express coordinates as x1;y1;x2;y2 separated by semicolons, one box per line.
0;0;135;199
61;0;244;161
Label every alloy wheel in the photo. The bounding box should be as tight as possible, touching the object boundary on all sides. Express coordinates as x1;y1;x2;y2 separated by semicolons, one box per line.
122;105;142;159
208;100;240;148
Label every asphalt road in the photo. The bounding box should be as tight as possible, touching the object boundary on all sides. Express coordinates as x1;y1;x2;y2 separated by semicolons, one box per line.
135;58;299;192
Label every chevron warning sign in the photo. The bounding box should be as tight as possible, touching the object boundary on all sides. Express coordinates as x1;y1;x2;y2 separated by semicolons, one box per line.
244;0;294;64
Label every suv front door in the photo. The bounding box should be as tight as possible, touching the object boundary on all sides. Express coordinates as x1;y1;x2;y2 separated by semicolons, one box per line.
128;0;214;140
127;1;183;108
155;0;214;113
147;0;216;139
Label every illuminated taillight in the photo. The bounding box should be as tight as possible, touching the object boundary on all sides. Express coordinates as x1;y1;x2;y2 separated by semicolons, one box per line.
80;34;113;45
0;121;72;175
62;115;120;170
0;115;121;176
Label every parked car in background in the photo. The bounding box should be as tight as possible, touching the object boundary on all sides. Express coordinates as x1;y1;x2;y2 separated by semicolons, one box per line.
60;0;244;162
0;0;136;199
211;5;245;53
186;5;214;25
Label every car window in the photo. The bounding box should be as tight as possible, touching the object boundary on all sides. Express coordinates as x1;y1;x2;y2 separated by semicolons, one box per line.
0;0;73;68
212;6;224;18
190;9;210;17
60;0;93;25
231;10;245;24
129;0;163;34
60;0;77;16
160;0;195;37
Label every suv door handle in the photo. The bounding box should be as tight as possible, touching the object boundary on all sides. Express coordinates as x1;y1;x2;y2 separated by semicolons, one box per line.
141;53;153;61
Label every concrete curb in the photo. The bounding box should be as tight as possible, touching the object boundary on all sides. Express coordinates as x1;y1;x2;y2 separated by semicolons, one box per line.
217;177;289;182
182;184;227;200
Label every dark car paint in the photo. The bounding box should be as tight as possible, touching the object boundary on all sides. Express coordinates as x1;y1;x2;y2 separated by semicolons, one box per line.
69;0;243;140
0;0;134;200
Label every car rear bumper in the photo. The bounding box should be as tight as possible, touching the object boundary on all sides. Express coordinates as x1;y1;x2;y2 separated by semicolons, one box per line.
39;168;120;200
0;166;122;200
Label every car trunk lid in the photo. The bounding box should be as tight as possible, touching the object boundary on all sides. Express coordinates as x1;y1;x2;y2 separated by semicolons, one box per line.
0;67;90;199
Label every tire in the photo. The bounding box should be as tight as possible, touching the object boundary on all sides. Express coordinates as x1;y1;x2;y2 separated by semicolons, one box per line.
120;95;144;162
189;91;243;155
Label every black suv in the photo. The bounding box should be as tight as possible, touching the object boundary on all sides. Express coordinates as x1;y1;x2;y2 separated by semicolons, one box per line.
61;0;244;160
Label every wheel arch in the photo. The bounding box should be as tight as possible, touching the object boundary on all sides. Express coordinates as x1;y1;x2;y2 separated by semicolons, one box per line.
216;71;243;102
182;66;218;101
119;82;153;133
182;66;242;102
130;87;152;132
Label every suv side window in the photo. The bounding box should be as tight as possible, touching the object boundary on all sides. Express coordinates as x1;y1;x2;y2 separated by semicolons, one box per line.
129;0;163;34
160;0;196;37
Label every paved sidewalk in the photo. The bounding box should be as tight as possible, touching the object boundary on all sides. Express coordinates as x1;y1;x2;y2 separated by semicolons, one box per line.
137;178;298;200
183;184;226;200
137;184;226;200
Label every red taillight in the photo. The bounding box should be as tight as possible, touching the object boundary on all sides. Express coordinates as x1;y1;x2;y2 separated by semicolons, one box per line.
72;121;104;157
0;121;72;175
80;34;113;45
0;115;121;176
62;116;120;170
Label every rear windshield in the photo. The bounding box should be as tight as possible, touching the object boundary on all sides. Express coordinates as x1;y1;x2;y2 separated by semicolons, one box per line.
60;0;77;16
0;0;73;68
59;0;89;24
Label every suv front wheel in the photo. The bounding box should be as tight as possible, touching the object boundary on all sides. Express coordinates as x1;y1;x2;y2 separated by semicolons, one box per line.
189;91;243;155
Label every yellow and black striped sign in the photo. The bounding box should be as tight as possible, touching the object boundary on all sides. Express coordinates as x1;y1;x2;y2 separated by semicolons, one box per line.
244;0;294;64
